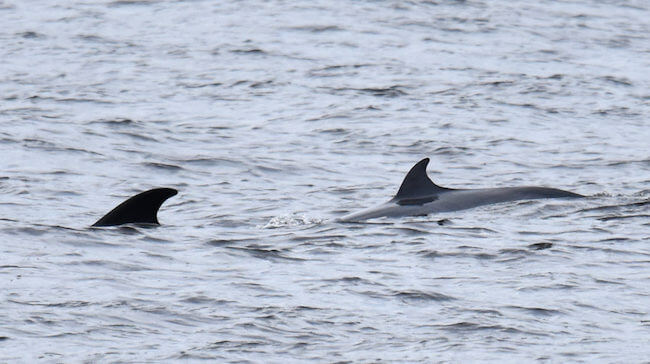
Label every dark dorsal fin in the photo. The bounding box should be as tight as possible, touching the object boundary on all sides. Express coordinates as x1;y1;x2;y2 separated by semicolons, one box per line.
92;188;178;227
394;158;448;200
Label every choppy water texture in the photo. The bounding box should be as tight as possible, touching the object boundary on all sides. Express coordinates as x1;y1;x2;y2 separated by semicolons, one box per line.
1;0;649;361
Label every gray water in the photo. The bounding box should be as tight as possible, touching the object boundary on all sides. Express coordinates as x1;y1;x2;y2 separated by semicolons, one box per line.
1;0;649;362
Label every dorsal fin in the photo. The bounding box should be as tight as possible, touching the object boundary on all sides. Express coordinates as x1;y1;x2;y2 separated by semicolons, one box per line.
92;188;177;227
394;158;448;200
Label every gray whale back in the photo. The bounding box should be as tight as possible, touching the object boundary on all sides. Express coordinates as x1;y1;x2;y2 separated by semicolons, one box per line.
339;158;582;222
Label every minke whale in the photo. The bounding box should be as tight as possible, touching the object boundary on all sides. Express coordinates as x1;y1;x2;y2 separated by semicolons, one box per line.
338;158;583;222
92;188;178;227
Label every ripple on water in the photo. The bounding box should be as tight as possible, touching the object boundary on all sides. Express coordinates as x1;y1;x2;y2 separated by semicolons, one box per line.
393;290;456;302
263;214;325;229
226;246;306;262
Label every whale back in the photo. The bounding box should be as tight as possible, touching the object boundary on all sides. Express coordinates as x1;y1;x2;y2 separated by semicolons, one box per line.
339;158;584;222
92;188;178;227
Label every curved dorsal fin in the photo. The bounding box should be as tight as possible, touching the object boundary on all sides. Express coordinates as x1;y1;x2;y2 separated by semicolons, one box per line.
394;158;448;200
92;188;178;227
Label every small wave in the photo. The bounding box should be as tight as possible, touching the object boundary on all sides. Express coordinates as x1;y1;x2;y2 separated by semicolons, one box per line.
230;48;266;55
89;118;136;126
227;246;305;261
206;238;256;247
322;276;384;287
8;299;92;308
181;82;223;89
108;0;158;7
577;199;649;213
143;162;184;171
528;242;553;250
262;214;324;229
357;86;409;97
432;321;533;335
393;290;456;302
286;25;343;33
599;75;633;87
180;296;233;305
599;214;650;222
319;85;409;97
67;260;151;271
418;248;498;260
17;31;44;39
505;305;565;317
117;131;159;142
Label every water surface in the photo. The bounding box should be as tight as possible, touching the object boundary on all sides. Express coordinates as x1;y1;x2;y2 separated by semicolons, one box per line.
1;0;649;361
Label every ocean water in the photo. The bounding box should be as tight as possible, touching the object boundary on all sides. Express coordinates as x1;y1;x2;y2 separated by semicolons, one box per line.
1;0;649;361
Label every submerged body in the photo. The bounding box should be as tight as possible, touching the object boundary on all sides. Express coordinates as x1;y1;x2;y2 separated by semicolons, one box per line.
339;158;582;222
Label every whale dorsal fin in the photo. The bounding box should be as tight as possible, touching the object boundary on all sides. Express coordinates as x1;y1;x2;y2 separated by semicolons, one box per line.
92;188;178;227
394;158;448;201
